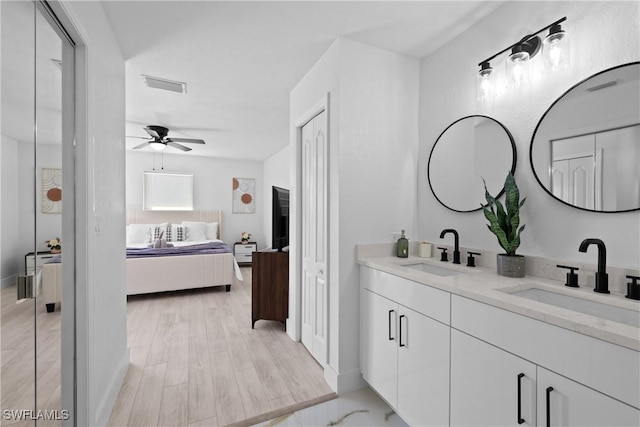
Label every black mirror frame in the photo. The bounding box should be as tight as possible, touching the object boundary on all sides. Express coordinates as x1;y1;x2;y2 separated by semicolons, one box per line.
529;61;640;214
427;115;517;213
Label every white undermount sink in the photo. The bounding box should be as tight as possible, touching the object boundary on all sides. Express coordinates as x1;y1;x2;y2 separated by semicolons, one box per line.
505;285;640;328
403;262;461;277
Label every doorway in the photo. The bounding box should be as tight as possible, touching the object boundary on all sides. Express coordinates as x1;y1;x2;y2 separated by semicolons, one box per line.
297;99;329;367
1;1;76;424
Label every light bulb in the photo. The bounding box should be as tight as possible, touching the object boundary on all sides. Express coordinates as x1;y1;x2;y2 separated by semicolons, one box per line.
150;141;166;151
507;46;530;89
476;62;494;101
543;24;570;72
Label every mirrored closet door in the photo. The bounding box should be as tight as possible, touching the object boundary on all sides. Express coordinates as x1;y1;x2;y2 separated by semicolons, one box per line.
1;1;75;425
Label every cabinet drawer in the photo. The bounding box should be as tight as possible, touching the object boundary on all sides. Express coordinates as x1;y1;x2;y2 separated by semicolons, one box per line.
361;266;450;324
235;245;255;254
236;253;253;263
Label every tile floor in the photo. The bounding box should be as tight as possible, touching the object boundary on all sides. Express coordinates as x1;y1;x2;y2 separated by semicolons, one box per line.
251;388;408;427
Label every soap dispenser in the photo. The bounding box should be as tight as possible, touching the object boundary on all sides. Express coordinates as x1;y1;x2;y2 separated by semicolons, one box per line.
397;230;408;258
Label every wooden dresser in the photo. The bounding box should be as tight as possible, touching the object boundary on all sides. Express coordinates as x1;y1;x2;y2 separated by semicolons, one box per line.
251;250;289;328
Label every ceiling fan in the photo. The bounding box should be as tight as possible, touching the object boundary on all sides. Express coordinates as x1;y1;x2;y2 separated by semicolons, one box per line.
129;125;205;152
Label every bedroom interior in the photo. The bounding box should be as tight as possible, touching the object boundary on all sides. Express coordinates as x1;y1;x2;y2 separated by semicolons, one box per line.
1;1;638;426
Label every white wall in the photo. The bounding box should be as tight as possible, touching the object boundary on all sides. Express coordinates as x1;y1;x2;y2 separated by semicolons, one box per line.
263;145;292;248
126;150;266;248
0;141;63;286
59;1;129;425
419;1;640;269
1;136;20;286
290;37;419;392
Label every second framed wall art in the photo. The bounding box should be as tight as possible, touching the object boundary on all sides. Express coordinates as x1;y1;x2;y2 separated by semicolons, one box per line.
232;177;255;213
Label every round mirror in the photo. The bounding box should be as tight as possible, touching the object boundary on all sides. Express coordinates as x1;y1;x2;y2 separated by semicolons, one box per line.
530;62;640;213
428;115;516;212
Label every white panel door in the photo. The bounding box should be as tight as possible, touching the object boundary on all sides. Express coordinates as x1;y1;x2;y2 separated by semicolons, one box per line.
551;156;595;209
537;367;640;427
450;329;537;427
301;110;328;364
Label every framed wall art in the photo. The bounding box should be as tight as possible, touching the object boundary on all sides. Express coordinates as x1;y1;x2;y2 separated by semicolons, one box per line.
41;168;62;214
232;177;255;213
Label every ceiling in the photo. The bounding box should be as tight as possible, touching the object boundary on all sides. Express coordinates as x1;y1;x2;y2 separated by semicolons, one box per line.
109;1;503;160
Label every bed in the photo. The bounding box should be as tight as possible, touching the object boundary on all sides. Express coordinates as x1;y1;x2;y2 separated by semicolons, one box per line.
41;210;241;312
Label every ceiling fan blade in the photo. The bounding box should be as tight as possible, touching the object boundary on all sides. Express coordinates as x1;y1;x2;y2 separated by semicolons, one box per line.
167;141;192;152
167;137;205;144
132;142;149;150
127;136;151;140
144;126;161;138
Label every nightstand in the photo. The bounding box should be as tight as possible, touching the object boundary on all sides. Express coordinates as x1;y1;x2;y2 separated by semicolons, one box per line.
25;251;56;275
234;242;257;266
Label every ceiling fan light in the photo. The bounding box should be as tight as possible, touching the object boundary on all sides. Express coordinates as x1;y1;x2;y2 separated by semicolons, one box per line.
150;141;166;151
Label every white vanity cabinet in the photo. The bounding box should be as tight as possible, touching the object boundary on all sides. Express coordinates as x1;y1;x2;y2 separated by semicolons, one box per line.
450;329;537;427
537;367;640;427
360;263;639;427
361;289;398;404
360;266;450;427
451;330;640;427
451;294;640;427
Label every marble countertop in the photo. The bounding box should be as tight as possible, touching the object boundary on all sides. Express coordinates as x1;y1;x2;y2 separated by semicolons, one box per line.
358;255;640;352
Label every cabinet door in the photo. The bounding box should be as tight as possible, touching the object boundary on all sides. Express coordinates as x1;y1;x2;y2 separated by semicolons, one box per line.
538;367;640;427
451;329;537;427
361;289;398;407
397;306;450;427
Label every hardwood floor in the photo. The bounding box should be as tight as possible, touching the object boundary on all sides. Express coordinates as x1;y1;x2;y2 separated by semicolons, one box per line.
1;282;62;427
108;266;335;426
1;266;334;427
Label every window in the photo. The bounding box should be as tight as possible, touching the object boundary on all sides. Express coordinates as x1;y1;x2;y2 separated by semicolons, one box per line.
143;172;194;210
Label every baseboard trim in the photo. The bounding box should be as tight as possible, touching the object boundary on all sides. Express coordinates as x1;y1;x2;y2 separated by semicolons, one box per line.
1;275;17;289
324;365;366;394
94;347;130;426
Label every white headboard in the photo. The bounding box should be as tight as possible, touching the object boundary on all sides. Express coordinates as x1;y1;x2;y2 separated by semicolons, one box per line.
127;210;223;240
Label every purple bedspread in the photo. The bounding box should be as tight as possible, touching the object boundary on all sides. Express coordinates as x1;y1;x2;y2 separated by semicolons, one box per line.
126;242;232;258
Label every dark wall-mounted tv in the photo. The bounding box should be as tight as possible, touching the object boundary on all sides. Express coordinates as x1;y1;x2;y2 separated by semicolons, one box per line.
272;186;290;250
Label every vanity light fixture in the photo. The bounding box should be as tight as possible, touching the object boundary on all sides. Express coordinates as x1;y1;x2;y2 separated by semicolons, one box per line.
477;17;568;100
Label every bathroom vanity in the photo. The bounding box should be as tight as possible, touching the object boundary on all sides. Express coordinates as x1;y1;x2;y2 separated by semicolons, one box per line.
359;253;640;427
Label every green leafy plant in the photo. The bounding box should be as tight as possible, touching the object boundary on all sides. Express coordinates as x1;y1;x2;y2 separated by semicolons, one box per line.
482;172;526;256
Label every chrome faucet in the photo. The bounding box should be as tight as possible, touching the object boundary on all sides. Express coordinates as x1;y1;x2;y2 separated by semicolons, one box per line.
440;229;460;264
578;238;610;294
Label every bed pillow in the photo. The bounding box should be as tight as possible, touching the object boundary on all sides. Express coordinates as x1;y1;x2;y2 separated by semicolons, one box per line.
127;223;168;244
205;222;219;240
182;221;207;241
168;224;187;242
127;223;155;244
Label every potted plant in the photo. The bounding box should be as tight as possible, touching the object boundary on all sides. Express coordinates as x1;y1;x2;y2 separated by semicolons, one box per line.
46;237;62;254
241;231;251;244
482;172;526;277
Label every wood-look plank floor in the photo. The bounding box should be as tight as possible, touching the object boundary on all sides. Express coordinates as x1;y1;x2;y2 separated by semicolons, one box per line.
108;266;334;427
1;281;62;427
1;266;333;427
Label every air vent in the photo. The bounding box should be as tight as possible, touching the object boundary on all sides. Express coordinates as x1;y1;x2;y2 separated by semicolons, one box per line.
586;80;618;92
142;74;187;94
